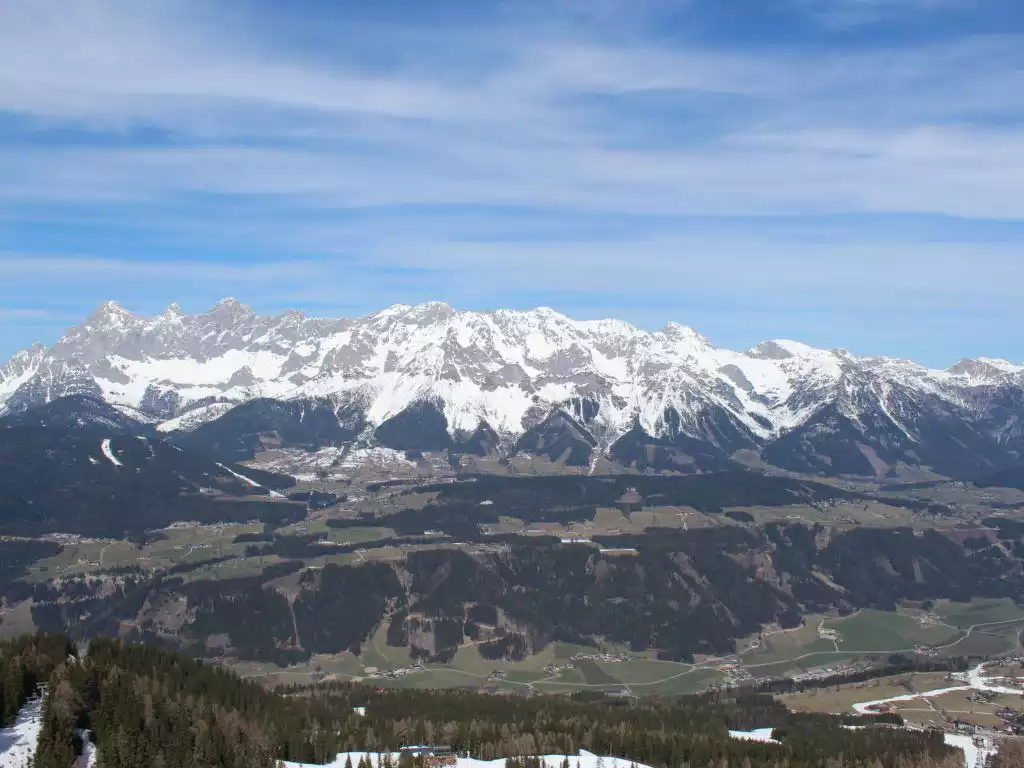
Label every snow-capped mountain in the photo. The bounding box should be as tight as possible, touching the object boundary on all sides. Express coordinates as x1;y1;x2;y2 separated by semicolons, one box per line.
3;298;1024;478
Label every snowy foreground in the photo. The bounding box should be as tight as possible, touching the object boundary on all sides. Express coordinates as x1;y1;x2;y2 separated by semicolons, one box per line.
727;729;781;746
732;727;996;768
847;663;1020;768
0;692;95;768
0;693;43;768
0;673;1007;768
282;751;655;768
280;724;994;768
852;663;1024;715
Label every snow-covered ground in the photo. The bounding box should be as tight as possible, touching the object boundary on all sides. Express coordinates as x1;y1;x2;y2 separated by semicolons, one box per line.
156;402;236;433
100;438;122;467
849;663;1017;767
248;446;425;482
9;299;1022;458
943;733;996;768
282;750;655;768
853;663;1024;715
215;462;285;497
75;730;97;768
852;685;973;715
727;729;781;746
0;692;43;768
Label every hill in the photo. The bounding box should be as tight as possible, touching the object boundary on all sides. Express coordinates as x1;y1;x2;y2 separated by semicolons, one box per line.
0;418;299;537
0;634;963;768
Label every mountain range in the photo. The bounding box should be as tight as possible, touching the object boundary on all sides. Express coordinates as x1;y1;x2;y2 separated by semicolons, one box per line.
2;298;1023;480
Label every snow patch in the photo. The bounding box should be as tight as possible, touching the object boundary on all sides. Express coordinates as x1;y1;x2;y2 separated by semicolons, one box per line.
5;300;1019;456
156;402;236;432
0;690;44;768
943;733;996;768
215;463;284;498
850;663;1018;768
75;730;97;768
99;438;122;468
728;728;781;746
282;750;655;768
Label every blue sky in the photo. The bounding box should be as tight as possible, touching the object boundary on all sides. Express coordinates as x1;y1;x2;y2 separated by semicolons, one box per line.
1;0;1022;366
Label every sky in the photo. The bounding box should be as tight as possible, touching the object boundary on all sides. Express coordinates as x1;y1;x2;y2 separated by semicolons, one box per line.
1;0;1023;366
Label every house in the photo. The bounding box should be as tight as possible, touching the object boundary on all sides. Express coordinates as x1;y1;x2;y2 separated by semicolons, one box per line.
399;746;454;757
953;719;977;734
600;686;634;699
399;746;457;767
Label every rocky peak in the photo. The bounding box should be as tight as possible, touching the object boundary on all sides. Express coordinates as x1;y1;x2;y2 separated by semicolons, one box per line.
4;299;1024;481
200;297;254;325
85;300;137;330
948;358;1021;381
159;303;184;319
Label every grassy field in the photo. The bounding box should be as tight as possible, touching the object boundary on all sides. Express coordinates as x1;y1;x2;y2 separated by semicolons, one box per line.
602;659;693;685
732;501;930;529
746;653;867;679
277;519;395;545
933;599;1024;629
573;659;619;685
783;669;1024;729
179;555;282;582
343;604;997;692
308;636;727;696
227;652;366;687
634;667;726;695
822;609;959;651
361;623;415;671
25;523;267;582
552;642;598;659
947;632;1019;657
782;671;954;716
0;599;36;638
739;615;834;666
376;668;483;690
739;608;964;676
22;521;398;585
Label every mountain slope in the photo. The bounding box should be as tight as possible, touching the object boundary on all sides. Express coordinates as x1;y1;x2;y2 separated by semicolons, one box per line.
0;393;152;433
171;396;366;463
3;299;1024;479
0;421;298;536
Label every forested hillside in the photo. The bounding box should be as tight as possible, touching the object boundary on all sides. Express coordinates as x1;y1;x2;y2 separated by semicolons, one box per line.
20;519;1024;666
0;634;965;768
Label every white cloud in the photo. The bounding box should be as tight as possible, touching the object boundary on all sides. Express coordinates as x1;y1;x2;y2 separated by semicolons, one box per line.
0;1;1020;221
0;0;1023;364
3;118;1024;219
0;253;322;282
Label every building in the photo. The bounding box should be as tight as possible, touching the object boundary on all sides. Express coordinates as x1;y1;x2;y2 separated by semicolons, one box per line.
398;746;457;767
953;719;978;734
399;747;454;757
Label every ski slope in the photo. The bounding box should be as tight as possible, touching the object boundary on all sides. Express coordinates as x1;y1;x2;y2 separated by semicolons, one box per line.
0;693;43;768
283;749;655;768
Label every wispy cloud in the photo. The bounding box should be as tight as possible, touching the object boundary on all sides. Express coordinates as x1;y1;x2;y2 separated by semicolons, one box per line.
0;0;1022;364
0;308;64;320
794;0;972;28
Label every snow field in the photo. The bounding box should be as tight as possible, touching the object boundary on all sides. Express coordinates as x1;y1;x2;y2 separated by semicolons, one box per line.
282;749;655;768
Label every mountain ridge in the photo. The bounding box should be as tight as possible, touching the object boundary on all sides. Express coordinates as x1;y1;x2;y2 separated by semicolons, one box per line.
3;299;1023;479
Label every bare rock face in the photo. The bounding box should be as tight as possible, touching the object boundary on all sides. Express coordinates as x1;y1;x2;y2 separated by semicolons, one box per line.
4;299;1024;479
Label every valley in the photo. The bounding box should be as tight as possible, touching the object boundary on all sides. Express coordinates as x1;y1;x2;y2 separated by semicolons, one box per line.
3;302;1024;764
3;417;1024;701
